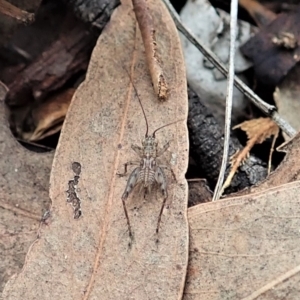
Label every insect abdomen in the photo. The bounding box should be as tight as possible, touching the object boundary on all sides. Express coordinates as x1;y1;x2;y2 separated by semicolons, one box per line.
139;168;156;187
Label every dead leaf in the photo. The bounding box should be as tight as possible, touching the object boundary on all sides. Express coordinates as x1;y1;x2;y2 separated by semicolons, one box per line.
241;5;300;86
22;88;75;142
3;1;189;299
222;118;279;192
234;117;279;145
0;97;53;291
185;181;300;299
253;132;300;191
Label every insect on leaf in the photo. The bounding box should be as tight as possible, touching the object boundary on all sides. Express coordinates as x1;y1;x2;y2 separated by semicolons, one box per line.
2;1;189;299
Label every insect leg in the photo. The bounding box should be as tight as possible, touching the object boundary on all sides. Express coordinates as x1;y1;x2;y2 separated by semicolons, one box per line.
117;161;140;177
155;166;168;234
157;141;171;157
131;144;144;156
121;167;141;238
159;164;176;182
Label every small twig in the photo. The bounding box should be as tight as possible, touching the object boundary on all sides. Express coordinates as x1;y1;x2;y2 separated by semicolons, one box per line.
268;133;278;174
212;0;238;201
162;0;297;138
188;88;267;193
132;0;168;101
0;0;34;24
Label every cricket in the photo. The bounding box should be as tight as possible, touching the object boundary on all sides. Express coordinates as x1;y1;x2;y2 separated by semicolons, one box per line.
118;69;179;240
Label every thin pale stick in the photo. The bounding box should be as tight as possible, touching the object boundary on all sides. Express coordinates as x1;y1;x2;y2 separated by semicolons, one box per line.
212;0;238;201
268;133;278;174
161;0;297;138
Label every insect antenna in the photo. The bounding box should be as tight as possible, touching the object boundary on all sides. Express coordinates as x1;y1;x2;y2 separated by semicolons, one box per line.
123;68;149;137
152;119;183;137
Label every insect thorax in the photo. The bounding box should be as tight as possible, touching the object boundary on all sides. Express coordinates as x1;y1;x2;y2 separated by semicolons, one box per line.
142;136;158;156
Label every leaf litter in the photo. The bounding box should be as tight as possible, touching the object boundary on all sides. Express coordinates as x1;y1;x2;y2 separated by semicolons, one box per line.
222;118;279;192
2;0;189;299
3;1;300;299
185;180;300;300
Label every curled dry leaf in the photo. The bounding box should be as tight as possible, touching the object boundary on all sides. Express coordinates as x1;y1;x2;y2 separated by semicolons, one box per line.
22;88;75;142
133;0;168;101
222;118;279;192
233;117;279;144
185;181;300;299
0;93;53;291
3;0;189;299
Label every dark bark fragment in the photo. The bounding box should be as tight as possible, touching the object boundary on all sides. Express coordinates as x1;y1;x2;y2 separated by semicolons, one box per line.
187;86;267;194
64;0;120;31
5;17;97;107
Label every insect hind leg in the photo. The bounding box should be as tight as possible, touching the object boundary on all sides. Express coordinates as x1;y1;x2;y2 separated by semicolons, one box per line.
122;198;133;243
117;161;140;177
160;164;177;182
121;167;140;240
155;166;168;235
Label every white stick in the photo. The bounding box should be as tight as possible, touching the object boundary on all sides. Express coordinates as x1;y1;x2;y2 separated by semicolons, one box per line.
212;0;238;201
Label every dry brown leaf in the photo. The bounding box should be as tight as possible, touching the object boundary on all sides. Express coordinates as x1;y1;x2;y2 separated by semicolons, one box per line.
185;181;300;299
3;0;189;299
22;88;75;142
234;117;279;144
222;118;279;192
184;131;300;299
0;96;53;291
254;132;300;191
